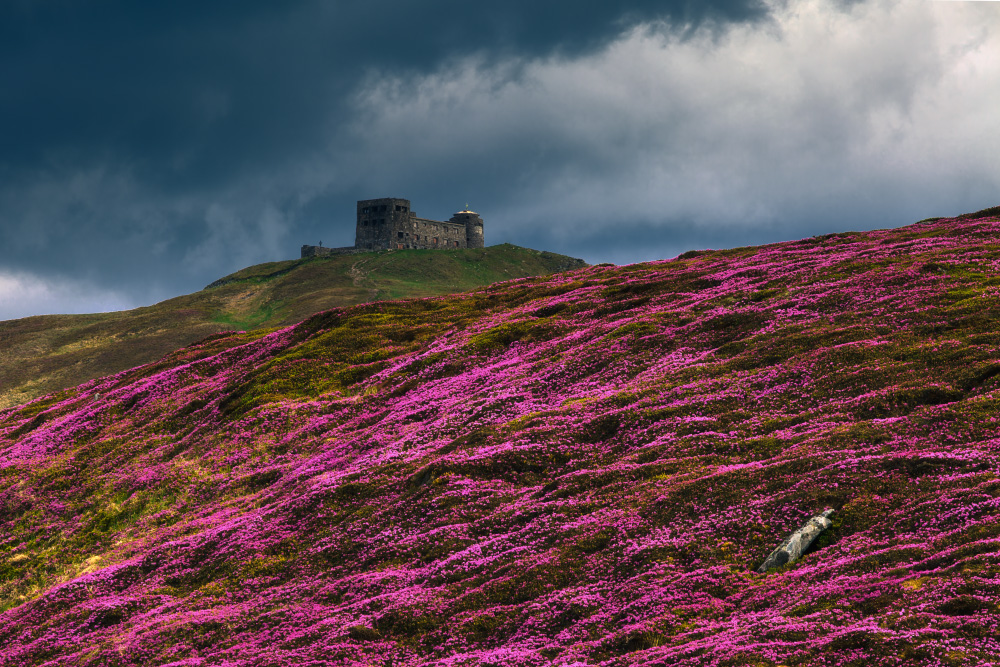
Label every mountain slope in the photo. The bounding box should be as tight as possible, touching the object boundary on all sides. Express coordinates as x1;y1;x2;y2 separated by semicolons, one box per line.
3;210;1000;665
0;244;586;409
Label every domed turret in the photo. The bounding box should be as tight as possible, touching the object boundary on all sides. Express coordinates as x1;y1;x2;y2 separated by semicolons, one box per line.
450;206;484;249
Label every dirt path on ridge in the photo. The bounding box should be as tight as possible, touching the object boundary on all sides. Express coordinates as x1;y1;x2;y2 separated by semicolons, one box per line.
349;257;380;302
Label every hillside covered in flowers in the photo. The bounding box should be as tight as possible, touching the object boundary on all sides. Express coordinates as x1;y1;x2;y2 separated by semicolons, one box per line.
3;210;1000;666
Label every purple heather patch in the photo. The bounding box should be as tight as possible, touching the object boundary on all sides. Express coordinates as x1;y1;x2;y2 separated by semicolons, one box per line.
3;216;1000;665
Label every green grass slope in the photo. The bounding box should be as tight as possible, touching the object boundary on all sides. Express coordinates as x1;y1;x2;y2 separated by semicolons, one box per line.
0;245;586;409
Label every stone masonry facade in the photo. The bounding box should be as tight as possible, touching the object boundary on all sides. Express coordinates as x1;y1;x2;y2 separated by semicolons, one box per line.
301;197;485;258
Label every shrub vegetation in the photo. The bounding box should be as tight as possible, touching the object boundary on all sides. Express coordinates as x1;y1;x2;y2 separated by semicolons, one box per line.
3;214;1000;664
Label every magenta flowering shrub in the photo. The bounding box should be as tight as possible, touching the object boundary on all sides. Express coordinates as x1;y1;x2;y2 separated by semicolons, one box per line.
4;215;1000;665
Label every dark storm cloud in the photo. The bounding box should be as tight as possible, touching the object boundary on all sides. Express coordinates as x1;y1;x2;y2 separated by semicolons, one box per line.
0;0;769;317
0;0;766;179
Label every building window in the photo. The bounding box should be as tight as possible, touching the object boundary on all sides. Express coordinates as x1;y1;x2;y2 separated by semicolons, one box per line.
397;232;404;239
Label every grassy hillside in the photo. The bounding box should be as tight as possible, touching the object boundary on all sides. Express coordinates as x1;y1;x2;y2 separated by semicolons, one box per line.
3;208;1000;665
0;244;586;409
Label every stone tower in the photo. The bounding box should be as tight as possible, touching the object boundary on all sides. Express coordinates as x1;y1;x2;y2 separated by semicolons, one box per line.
354;197;413;251
451;208;485;249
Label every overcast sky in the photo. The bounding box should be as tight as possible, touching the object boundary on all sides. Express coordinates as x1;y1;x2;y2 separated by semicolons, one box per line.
1;0;998;319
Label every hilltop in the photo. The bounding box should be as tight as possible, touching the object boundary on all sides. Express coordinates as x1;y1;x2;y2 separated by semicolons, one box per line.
3;208;1000;665
0;244;586;409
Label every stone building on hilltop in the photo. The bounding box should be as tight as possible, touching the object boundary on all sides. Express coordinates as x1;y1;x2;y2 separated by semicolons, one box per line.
302;197;484;258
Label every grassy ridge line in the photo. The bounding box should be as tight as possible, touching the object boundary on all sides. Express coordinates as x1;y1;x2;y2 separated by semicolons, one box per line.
0;244;586;409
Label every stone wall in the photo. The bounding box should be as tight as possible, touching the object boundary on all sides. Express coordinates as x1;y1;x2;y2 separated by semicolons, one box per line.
300;245;366;258
402;217;468;250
